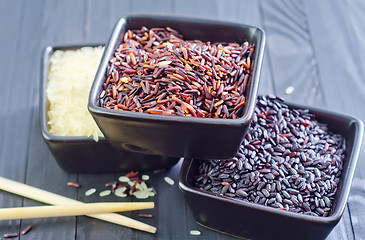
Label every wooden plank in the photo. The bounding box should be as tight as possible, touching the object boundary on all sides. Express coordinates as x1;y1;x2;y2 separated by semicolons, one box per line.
131;0;173;14
304;0;365;117
259;0;326;106
109;0;134;26
17;0;87;239
75;173;133;240
84;0;132;43
74;165;190;240
327;206;355;240
0;0;33;236
84;0;113;43
348;177;365;239
173;0;217;18
345;0;365;81
19;110;78;240
40;0;87;45
304;0;365;239
0;1;26;178
150;163;190;240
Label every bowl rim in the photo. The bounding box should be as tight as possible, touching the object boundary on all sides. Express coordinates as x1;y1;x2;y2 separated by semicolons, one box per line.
88;14;266;126
40;44;107;143
179;101;364;224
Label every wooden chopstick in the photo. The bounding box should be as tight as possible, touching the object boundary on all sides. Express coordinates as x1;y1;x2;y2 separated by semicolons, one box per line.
0;177;156;233
0;202;154;220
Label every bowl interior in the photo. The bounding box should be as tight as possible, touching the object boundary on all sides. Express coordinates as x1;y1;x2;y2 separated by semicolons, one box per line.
89;15;265;125
180;102;363;221
41;44;105;142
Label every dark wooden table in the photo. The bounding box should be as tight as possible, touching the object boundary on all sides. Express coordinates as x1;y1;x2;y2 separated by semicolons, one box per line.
0;0;364;239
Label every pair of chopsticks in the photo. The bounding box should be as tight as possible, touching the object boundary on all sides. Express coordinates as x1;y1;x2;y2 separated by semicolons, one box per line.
0;177;156;233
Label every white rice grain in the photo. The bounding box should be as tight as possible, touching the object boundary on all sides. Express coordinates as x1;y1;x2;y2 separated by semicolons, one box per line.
99;190;111;197
164;177;175;185
85;188;96;196
47;47;104;141
190;230;201;236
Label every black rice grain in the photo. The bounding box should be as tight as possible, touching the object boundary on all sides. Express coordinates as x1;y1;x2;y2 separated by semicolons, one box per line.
194;95;346;217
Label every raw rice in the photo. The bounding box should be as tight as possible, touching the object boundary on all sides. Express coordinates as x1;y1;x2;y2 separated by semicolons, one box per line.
190;230;201;236
164;177;175;185
47;46;104;141
99;190;111;197
85;188;96;196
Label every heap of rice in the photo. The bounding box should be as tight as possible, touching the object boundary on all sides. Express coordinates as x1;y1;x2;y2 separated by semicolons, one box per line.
47;46;104;141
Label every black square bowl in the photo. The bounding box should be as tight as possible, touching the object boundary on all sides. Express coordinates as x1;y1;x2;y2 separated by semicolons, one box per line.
179;102;363;240
88;15;265;159
41;45;180;173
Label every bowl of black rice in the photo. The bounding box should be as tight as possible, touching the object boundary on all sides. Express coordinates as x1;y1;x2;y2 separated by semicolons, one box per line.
179;95;363;240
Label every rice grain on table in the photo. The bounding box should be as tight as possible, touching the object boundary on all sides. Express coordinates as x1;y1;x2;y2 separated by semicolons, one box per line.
138;213;153;218
285;86;295;95
21;225;32;235
132;188;155;199
85;188;96;196
142;175;150;181
118;176;130;182
47;47;104;141
190;230;201;236
99;190;111;197
3;232;19;238
114;187;127;197
164;177;175;185
67;182;81;188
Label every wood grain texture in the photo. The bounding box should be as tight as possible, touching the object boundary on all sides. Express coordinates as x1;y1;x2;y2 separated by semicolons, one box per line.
40;0;87;45
18;0;85;239
0;0;35;236
20;106;78;240
173;0;218;18
131;0;173;14
327;208;355;240
0;0;363;239
304;0;365;239
84;0;132;43
259;0;326;107
304;0;365;117
0;0;27;182
75;173;133;240
84;0;114;43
